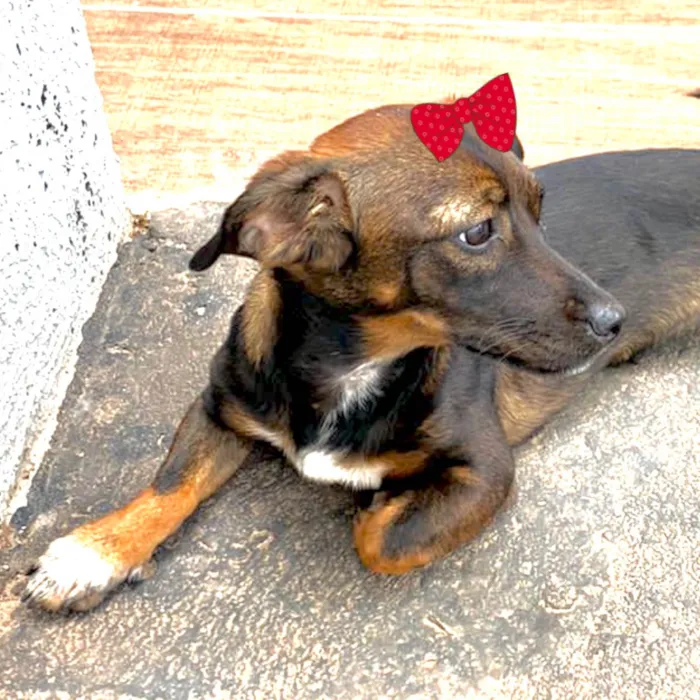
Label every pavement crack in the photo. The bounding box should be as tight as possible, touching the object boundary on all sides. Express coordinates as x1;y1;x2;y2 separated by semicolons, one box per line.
422;613;457;637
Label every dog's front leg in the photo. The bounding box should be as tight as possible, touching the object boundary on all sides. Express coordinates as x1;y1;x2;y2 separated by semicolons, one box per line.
354;412;514;575
23;396;251;612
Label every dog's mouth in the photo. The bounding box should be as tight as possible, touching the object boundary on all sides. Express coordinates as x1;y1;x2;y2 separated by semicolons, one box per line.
464;342;614;378
558;350;611;377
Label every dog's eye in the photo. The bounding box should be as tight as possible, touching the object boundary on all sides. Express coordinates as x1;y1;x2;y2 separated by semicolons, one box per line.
457;220;495;248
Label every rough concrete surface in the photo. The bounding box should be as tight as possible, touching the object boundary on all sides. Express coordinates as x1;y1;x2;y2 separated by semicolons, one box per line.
0;203;698;699
0;0;130;520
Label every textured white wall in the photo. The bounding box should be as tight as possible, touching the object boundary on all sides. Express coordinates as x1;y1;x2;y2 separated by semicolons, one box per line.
0;0;130;520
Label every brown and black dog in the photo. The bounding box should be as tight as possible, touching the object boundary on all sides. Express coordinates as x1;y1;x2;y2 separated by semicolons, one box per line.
23;104;700;612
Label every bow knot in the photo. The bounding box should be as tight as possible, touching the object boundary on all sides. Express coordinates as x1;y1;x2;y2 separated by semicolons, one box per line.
411;74;517;161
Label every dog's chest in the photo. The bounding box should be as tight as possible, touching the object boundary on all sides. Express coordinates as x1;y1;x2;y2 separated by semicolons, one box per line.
324;360;385;418
293;360;389;489
245;348;435;490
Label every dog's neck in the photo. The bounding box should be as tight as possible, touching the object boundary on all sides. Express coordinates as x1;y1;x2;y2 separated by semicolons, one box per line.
223;270;440;457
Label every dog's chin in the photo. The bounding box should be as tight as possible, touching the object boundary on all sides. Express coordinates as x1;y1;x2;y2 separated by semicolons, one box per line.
504;346;614;377
464;342;612;378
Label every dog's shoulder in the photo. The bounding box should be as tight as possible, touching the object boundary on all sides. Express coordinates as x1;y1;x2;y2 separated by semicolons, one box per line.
207;270;453;456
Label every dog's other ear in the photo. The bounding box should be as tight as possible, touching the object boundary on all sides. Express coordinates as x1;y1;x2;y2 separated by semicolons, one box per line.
189;152;354;272
510;134;525;161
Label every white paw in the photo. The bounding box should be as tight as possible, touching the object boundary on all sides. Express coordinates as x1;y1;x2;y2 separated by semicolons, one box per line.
23;535;148;612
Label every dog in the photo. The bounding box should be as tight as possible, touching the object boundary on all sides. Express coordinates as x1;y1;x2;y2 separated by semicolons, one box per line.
22;102;700;612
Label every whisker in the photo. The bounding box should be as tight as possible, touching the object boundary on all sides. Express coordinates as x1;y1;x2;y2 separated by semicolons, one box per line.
476;317;535;355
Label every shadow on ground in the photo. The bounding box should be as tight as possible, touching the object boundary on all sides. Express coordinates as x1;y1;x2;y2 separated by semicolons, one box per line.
1;204;699;698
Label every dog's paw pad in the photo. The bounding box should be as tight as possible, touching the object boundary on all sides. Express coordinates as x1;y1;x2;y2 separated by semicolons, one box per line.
22;535;135;612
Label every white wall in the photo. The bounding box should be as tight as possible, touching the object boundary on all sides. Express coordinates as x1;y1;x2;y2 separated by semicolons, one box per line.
0;0;130;520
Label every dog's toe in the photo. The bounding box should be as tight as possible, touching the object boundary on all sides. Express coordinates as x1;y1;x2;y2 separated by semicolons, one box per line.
22;535;139;612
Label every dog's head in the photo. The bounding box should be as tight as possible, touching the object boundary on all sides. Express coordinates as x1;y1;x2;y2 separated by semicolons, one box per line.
191;104;625;374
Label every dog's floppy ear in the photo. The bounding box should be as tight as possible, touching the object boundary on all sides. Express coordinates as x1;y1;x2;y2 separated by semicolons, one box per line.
189;152;354;272
510;134;525;161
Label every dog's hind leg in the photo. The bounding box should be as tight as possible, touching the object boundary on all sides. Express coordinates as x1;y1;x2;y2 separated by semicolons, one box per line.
23;397;251;612
609;264;700;365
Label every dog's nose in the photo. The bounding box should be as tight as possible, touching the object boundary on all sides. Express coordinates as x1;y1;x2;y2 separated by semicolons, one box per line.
586;302;626;339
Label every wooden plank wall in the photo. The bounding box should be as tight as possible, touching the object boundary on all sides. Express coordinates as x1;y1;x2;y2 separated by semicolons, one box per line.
82;1;700;210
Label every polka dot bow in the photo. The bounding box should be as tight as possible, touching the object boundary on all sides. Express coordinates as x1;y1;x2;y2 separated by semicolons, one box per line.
411;74;517;161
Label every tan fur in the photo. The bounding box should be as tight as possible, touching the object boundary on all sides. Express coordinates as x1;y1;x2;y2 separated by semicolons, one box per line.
611;272;700;364
494;367;588;446
241;270;281;368
220;401;296;462
360;450;431;480
353;494;434;575
359;309;449;361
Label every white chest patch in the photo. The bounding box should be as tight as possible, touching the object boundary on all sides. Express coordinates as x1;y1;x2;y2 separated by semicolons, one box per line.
333;360;384;416
293;360;387;489
245;361;389;490
297;450;386;490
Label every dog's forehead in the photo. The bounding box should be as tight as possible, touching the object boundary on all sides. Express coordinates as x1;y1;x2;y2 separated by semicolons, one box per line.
312;104;539;233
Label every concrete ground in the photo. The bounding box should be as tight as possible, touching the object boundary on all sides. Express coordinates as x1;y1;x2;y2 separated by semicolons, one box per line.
1;203;699;698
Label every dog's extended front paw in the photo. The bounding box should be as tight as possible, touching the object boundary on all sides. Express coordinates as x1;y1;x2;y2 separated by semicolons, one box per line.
22;534;155;612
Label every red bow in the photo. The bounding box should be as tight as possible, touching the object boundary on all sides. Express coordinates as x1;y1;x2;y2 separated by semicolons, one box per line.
411;74;517;161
